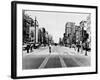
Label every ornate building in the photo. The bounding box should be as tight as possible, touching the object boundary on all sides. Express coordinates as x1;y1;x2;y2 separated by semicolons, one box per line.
86;15;91;48
64;22;75;46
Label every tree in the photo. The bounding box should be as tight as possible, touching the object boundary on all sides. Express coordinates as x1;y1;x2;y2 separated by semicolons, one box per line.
72;33;76;44
82;30;89;43
38;29;42;44
42;28;46;46
82;30;89;56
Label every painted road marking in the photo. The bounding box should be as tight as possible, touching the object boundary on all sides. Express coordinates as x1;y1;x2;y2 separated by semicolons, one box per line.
67;52;85;66
39;54;50;68
59;56;67;67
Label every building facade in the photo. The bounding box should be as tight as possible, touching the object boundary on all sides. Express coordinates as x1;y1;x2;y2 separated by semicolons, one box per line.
64;22;75;46
86;15;91;48
23;13;34;43
75;25;81;45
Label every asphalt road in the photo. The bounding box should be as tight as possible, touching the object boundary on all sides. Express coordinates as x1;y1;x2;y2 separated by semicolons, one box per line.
22;46;90;69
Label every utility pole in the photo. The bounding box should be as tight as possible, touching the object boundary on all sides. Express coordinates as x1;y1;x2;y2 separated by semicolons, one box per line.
34;16;36;45
81;21;86;54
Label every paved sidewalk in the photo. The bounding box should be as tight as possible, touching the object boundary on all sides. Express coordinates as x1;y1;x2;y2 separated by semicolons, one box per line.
58;46;90;56
65;47;91;56
23;46;49;56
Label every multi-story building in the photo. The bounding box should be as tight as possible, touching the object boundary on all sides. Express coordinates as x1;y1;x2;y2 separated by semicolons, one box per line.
38;28;42;44
65;22;75;46
38;27;53;45
80;20;87;43
29;25;39;43
75;25;81;44
23;14;34;43
65;22;75;35
45;31;49;44
59;38;63;45
86;15;91;33
29;17;39;44
86;15;91;48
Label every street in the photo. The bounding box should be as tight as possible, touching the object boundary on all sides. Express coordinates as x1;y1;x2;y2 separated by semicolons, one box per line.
22;46;90;69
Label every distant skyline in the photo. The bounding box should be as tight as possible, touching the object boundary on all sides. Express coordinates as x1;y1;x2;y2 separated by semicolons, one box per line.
24;10;89;43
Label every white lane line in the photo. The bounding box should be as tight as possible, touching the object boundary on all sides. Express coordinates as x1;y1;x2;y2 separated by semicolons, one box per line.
59;55;67;67
67;52;85;66
39;55;50;69
71;57;85;66
56;48;67;67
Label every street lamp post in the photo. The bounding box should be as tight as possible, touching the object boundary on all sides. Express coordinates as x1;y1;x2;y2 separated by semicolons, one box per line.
81;21;86;54
34;16;36;45
81;25;84;54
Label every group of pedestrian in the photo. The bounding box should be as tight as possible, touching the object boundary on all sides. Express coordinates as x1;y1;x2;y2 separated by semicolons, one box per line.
70;41;89;56
75;42;89;56
26;43;34;53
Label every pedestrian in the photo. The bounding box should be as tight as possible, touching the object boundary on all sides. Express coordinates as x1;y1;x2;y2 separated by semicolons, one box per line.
77;44;80;53
30;43;33;52
85;42;88;56
49;44;51;53
77;47;79;52
74;44;76;51
26;43;30;53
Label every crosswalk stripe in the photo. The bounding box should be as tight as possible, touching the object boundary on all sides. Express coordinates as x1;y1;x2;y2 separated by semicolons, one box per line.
59;56;67;67
39;55;50;69
67;52;85;66
70;56;84;66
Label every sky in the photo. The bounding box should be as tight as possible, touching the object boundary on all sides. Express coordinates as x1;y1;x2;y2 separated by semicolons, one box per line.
25;10;89;43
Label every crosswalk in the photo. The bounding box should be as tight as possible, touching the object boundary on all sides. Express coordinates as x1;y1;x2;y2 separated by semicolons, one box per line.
38;52;67;68
39;54;50;68
59;55;67;67
23;46;90;69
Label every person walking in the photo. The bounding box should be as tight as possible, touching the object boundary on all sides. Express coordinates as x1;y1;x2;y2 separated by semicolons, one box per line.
77;44;80;53
85;42;88;56
30;43;33;52
49;44;51;53
26;43;30;53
